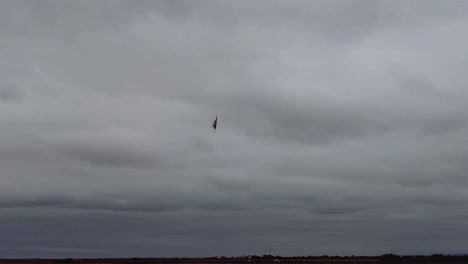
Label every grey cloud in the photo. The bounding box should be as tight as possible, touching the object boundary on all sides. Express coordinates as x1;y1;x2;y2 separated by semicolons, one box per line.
0;193;182;213
243;98;387;144
0;83;24;102
0;190;250;213
1;0;468;258
193;88;467;145
56;137;156;169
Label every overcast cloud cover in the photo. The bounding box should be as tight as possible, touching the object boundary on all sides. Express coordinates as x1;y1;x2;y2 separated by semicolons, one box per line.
1;0;468;258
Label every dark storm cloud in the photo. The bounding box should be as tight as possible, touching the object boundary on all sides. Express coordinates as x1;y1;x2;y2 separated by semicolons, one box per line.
1;0;468;258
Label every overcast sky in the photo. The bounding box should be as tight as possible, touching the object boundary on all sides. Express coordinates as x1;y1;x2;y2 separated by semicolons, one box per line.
1;0;468;259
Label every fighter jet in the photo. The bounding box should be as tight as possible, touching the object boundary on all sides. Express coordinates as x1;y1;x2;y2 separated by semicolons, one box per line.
212;115;218;132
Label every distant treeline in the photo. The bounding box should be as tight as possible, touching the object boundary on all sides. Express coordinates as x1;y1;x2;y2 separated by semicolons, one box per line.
1;254;468;264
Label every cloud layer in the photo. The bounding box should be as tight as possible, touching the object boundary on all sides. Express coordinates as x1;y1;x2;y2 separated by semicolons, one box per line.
1;0;468;258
